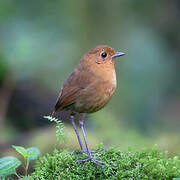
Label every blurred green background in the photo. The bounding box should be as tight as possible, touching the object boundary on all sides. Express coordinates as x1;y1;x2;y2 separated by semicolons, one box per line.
0;0;180;157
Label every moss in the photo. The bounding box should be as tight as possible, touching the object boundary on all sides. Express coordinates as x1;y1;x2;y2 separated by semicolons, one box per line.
29;145;180;180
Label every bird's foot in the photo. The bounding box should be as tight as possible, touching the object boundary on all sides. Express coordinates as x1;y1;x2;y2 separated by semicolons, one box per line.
77;155;106;167
81;148;106;157
91;148;106;154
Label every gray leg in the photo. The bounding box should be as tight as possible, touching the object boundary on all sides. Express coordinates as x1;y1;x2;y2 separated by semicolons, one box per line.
79;118;91;156
78;113;105;167
78;113;91;154
70;115;86;152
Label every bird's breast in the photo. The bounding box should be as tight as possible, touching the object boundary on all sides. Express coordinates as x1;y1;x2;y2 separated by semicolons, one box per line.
75;67;117;113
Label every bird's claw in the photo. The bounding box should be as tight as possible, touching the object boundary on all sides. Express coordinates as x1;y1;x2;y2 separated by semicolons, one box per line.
91;148;106;153
77;156;106;167
81;148;105;155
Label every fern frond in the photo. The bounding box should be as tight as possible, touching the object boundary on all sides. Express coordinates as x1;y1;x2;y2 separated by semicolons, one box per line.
44;116;66;142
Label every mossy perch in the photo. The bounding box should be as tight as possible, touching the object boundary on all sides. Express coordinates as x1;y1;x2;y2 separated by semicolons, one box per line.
29;145;180;180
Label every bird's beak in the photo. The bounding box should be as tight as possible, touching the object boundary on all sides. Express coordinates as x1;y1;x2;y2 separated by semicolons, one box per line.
112;52;125;58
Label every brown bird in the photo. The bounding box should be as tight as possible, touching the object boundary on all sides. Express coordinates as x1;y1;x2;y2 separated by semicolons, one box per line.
52;45;125;166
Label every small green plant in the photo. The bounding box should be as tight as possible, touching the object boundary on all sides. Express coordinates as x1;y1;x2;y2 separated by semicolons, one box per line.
0;116;65;180
0;145;40;179
44;115;66;142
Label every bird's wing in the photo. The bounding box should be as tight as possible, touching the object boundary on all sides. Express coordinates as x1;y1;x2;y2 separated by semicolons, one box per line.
54;86;81;111
54;64;91;112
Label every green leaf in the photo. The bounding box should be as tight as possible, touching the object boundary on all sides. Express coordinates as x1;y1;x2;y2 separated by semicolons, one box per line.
12;145;27;160
27;147;40;162
0;156;21;177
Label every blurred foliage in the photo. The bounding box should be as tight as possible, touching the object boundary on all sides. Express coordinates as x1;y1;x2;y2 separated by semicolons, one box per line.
0;0;180;158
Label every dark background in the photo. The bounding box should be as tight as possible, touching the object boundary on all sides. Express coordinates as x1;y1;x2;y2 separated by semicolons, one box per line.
0;0;180;157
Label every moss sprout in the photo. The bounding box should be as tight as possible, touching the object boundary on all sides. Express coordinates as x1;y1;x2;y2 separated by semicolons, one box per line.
30;145;180;180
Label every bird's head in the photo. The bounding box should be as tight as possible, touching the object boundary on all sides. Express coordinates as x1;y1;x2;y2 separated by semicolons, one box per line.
82;45;125;65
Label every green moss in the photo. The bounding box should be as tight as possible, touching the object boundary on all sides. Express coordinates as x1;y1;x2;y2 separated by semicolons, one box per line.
30;145;180;180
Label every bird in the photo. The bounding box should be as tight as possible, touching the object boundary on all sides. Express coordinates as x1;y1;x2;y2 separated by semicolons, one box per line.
52;45;125;166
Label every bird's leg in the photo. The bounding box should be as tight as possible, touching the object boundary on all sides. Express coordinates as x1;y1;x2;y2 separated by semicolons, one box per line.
70;115;100;157
70;115;86;152
79;114;91;155
78;114;105;155
78;114;105;167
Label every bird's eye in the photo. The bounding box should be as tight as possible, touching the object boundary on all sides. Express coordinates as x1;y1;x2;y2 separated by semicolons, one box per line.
101;52;107;58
